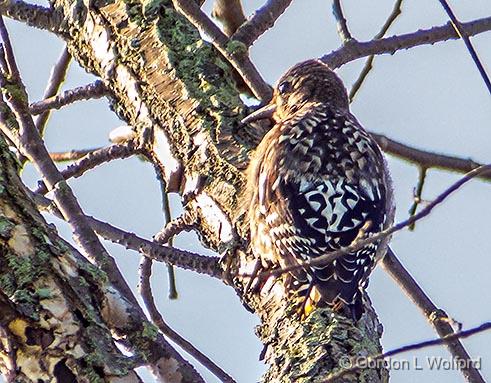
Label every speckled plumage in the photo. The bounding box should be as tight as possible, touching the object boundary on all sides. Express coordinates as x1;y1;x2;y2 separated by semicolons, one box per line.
243;59;394;319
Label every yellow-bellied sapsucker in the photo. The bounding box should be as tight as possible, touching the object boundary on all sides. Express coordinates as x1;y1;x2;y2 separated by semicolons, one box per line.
242;59;394;320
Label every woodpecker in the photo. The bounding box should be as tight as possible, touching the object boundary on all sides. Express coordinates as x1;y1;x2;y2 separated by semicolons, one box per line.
242;59;394;320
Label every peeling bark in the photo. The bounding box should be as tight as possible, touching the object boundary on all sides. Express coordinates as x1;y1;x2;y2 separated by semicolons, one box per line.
0;137;141;382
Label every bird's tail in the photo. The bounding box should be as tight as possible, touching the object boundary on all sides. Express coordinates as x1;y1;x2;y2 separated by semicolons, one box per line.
299;277;365;321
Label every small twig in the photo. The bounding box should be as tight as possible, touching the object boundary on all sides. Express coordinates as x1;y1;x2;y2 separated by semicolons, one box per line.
436;0;491;95
371;132;491;182
35;141;141;195
322;16;491;69
163;207;178;299
332;0;352;43
172;0;272;101
243;164;491;278
86;215;222;278
408;166;427;230
211;0;246;37
29;80;108;115
382;249;486;383
156;175;180;299
231;0;293;47
324;321;491;382
35;46;71;135
153;213;195;244
349;0;403;102
139;258;236;383
49;148;100;162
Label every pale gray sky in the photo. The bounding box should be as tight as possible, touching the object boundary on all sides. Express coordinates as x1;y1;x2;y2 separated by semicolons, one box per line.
4;0;491;382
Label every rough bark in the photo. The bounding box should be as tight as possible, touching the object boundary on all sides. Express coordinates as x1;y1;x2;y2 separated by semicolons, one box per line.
0;135;142;381
1;0;387;381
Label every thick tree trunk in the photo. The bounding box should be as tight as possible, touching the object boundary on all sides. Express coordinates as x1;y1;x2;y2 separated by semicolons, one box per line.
0;135;143;381
1;0;388;380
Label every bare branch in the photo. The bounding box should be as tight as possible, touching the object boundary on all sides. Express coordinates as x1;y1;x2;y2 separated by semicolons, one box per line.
322;16;491;69
382;249;486;383
245;164;491;278
49;147;100;162
35;141;141;194
349;0;403;101
371;132;491;181
155;174;180;299
86;215;222;278
325;321;490;383
31;192;220;278
35;46;71;135
30;80;108;115
172;0;272;101
0;17;19;78
408;166;427;230
0;0;57;32
231;0;293;47
162;194;178;299
154;210;196;244
436;0;491;94
212;0;246;37
332;0;352;43
139;258;236;383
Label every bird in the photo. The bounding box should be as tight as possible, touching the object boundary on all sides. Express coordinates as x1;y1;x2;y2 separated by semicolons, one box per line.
241;59;394;320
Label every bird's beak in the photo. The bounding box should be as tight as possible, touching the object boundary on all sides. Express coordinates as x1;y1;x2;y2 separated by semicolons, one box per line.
241;104;277;125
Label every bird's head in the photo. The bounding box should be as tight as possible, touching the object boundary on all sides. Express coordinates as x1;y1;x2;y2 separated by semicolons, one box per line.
242;59;349;124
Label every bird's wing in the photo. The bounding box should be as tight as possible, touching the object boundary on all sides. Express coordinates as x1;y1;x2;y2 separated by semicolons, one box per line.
262;174;386;304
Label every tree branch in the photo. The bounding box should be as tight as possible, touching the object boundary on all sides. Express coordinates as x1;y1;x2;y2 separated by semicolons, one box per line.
30;80;108;115
381;249;486;383
371;132;491;181
49;148;99;161
332;0;352;43
35;141;141;194
86;216;222;278
436;0;491;94
30;191;221;278
349;0;403;101
231;0;293;47
172;0;272;101
322;16;491;69
0;17;136;305
0;137;142;381
408;166;427;230
325;321;490;383
154;210;196;244
0;0;58;32
139;258;235;383
212;0;246;37
157;176;179;299
34;46;71;135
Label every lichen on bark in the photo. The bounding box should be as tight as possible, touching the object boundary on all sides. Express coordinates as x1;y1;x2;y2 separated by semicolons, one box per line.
0;136;139;381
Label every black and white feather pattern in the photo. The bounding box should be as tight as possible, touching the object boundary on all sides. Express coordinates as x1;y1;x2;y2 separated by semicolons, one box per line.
246;103;394;318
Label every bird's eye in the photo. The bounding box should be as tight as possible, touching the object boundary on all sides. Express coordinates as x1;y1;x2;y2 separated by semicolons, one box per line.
278;81;291;95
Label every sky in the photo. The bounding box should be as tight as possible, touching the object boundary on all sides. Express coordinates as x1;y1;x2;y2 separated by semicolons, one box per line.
2;0;491;382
